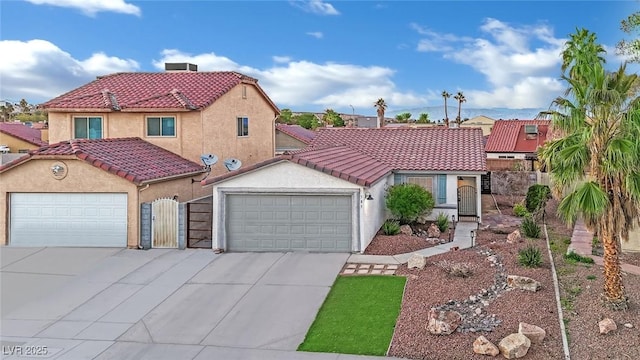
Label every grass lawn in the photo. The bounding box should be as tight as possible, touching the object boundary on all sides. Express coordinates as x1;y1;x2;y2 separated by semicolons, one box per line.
298;275;407;356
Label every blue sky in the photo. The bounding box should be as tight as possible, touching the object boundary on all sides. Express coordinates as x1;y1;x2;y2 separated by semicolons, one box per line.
0;0;637;116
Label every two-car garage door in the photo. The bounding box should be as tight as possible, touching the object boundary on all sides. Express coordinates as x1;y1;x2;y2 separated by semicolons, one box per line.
226;194;352;252
9;193;127;247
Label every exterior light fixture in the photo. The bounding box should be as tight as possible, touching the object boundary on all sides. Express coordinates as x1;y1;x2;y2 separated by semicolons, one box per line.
365;192;374;200
470;229;477;247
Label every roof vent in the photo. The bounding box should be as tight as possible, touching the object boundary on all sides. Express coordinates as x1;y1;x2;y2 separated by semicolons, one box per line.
165;63;198;72
524;124;538;134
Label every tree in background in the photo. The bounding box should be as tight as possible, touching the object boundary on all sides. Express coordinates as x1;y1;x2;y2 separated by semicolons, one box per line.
617;11;640;63
323;109;344;126
374;98;387;128
278;108;293;124
395;112;411;123
417;112;431;123
19;99;30;114
539;28;640;310
0;103;14;121
454;91;466;125
441;91;451;127
294;113;319;130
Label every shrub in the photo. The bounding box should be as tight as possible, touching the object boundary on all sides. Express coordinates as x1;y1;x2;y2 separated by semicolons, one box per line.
521;216;541;238
436;212;449;232
385;183;435;224
513;202;529;217
525;184;552;213
518;244;542;268
382;220;401;235
564;251;595;264
435;260;478;278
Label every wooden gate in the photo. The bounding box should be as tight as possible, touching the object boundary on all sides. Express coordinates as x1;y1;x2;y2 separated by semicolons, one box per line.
152;198;179;248
457;185;477;219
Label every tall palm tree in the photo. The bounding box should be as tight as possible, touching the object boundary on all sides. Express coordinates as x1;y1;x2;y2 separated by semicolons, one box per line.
454;91;466;126
441;91;451;127
539;28;640;310
374;98;387;128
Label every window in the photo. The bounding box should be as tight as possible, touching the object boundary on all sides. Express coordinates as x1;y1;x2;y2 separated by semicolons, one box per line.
498;155;515;159
237;117;249;136
242;85;247;99
396;174;447;205
74;117;102;139
147;117;176;137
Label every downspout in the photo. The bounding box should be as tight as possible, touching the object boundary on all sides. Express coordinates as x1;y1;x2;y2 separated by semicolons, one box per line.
137;184;150;249
272;114;277;157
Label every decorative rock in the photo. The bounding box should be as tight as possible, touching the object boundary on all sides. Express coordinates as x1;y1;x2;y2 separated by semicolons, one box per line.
427;223;441;238
518;322;546;343
624;323;634;329
475;308;483;315
407;254;427;270
416;214;429;224
498;333;531;359
473;336;500;356
507;229;522;244
507;275;541;292
400;224;413;236
599;318;617;334
426;308;462;335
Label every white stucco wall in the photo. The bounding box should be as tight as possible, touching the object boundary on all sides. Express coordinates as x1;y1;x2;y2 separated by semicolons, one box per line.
361;174;393;251
418;173;483;223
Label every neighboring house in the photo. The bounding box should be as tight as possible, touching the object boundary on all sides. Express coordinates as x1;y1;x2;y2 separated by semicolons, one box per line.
460;115;496;136
484;120;550;171
0;137;208;247
0;122;48;153
275;124;316;154
40;63;279;175
624;227;640;252
203;128;486;253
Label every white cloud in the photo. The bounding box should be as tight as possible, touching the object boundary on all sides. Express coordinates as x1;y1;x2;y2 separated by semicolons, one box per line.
414;18;566;108
273;56;292;63
25;0;141;16
290;0;340;15
306;31;324;39
0;39;139;103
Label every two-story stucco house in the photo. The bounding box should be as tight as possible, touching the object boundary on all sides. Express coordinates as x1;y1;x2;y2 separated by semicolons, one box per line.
41;63;279;174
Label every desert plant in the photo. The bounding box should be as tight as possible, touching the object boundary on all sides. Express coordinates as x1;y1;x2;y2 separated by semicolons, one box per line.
513;202;530;217
435;212;449;232
381;220;401;235
385;183;435;224
521;216;541;238
518;244;543;268
565;251;595;264
435;260;478;278
525;184;552;213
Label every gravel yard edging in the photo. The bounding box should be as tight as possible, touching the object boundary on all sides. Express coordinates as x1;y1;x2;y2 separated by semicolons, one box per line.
544;222;571;360
386;277;410;356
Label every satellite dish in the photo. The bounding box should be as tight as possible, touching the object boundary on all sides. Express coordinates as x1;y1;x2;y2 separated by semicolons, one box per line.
200;154;218;167
224;158;242;171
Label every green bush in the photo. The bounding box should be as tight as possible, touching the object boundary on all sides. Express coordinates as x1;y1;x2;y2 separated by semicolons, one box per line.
513;202;530;217
521;216;541;238
385;183;435;224
382;220;401;235
565;251;595;264
518;244;542;268
436;212;449;232
525;184;552;213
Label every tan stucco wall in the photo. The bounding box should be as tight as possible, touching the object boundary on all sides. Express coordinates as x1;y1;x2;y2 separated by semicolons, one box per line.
139;177;209;203
47;83;277;176
622;226;640;253
460;116;495;135
275;132;306;152
0;133;40;153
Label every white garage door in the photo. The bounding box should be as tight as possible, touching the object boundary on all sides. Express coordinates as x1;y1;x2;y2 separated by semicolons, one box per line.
226;194;352;252
10;193;128;247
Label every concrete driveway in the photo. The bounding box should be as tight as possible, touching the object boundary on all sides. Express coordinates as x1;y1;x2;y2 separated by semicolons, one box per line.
0;248;390;359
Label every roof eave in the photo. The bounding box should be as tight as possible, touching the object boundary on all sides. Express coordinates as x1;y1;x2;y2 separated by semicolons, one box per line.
139;169;207;186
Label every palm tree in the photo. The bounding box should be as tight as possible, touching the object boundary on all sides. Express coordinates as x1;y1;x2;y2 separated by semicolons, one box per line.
374;98;387;128
441;91;451;127
539;28;640;310
454;91;466;126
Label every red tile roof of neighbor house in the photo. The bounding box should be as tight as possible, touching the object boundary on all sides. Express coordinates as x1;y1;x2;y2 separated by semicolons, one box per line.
40;72;279;112
275;124;317;144
0;137;205;184
203;127;486;187
485;120;551;153
0;122;48;147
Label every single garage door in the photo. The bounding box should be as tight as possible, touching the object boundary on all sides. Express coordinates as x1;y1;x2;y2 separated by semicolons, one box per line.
10;193;127;247
226;194;352;252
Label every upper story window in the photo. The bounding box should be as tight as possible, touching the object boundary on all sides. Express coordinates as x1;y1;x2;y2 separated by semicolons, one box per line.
237;117;249;137
74;117;102;139
147;117;176;137
242;85;247;99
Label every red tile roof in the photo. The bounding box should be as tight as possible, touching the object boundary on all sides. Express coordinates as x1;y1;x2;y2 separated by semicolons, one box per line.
309;128;487;172
485;120;550;153
275;124;317;144
0;122;48;147
41;72;279;112
0;137;204;184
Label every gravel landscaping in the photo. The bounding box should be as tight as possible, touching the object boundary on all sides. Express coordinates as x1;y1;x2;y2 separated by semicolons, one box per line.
364;223;452;256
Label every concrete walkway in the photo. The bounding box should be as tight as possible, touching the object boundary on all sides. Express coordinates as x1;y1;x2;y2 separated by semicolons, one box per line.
567;219;640;276
347;221;479;265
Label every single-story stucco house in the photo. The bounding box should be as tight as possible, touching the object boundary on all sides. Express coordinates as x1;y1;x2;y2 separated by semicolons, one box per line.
202;127;487;253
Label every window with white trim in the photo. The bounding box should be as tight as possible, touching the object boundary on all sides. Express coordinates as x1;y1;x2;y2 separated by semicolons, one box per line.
74;117;102;139
147;116;176;137
237;117;249;136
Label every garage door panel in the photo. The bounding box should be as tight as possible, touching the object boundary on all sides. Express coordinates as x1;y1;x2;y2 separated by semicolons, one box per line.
10;193;127;247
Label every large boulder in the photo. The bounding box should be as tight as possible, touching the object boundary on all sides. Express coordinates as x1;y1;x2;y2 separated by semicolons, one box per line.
507;275;541;292
498;333;531;359
400;224;413;236
426;308;462;335
518;322;546;343
599;318;617;334
473;335;500;356
427;223;441;238
407;254;427;270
